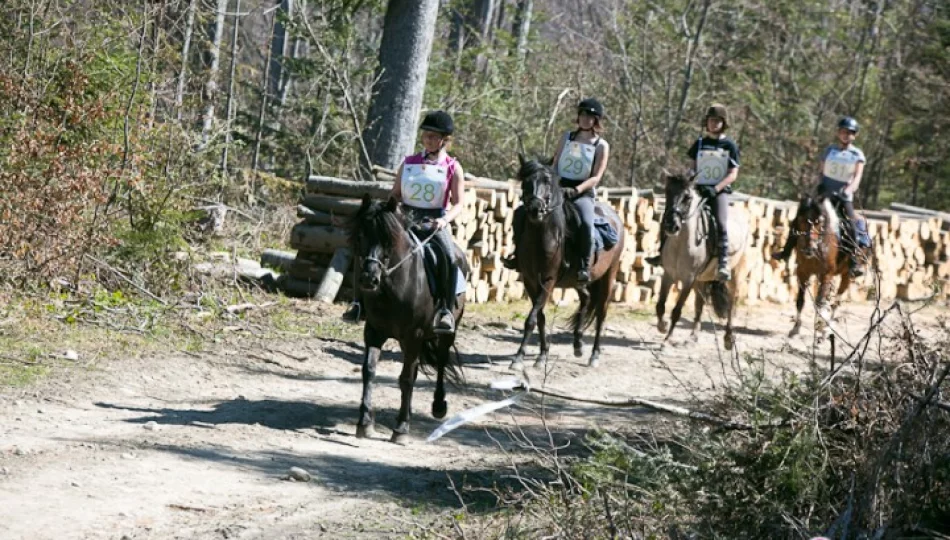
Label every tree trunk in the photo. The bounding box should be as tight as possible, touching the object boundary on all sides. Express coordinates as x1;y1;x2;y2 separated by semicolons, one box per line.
512;0;533;63
175;0;197;121
220;0;241;174
664;0;711;156
361;0;440;171
252;11;276;172
269;0;293;101
200;0;228;147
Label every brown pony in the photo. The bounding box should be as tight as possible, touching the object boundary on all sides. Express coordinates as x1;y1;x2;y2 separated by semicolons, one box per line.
508;156;625;370
786;194;869;339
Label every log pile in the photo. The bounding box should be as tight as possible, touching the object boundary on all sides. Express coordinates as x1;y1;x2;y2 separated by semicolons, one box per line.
275;169;950;305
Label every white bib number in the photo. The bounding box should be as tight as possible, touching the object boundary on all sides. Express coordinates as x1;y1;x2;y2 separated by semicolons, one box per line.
823;153;856;183
696;149;729;185
557;141;597;181
402;164;448;210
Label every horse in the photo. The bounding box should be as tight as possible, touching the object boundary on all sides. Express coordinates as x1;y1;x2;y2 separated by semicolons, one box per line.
655;172;749;349
348;195;469;444
785;194;869;339
508;156;625;370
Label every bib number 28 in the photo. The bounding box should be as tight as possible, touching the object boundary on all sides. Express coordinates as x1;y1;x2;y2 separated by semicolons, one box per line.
409;182;438;203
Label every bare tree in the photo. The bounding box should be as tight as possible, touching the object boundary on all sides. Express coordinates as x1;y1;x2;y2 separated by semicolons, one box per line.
221;0;241;174
200;0;228;147
512;0;533;63
175;0;197;121
664;0;712;157
361;0;440;171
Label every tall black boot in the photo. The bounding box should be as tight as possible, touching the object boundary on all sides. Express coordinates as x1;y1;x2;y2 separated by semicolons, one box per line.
341;267;364;323
577;230;594;283
848;221;865;278
645;232;667;266
717;238;731;281
771;233;795;261
502;206;525;270
434;246;457;334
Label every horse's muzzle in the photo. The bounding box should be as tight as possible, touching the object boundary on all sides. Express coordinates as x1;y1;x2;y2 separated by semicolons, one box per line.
359;269;381;292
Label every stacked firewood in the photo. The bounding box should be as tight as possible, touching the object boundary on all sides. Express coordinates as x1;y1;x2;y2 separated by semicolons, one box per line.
272;169;950;305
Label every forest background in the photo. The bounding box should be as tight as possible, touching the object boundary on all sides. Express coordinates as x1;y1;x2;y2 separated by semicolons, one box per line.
0;0;948;285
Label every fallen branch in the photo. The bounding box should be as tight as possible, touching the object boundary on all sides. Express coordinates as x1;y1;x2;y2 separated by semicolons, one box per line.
909;392;950;413
84;255;168;306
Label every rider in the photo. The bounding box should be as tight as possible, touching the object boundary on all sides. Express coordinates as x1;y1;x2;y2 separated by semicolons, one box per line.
772;116;866;277
503;98;610;283
342;110;466;333
646;103;740;281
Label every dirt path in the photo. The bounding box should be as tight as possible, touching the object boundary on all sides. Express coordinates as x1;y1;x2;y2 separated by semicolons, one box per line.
0;299;939;539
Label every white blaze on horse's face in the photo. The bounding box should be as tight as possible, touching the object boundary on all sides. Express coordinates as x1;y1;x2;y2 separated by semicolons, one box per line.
524;178;553;224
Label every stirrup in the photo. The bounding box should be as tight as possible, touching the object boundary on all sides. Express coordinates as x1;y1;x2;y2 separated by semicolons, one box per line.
577;268;591;283
645;254;662;266
434;309;455;334
502;254;518;270
341;302;362;324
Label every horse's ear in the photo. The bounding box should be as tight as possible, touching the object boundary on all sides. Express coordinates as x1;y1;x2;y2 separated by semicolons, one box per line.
359;193;372;212
518;153;526;167
385;195;399;212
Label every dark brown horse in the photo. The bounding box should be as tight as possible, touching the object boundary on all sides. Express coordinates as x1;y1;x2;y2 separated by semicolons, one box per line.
786;194;869;339
508;156;625;370
348;195;468;443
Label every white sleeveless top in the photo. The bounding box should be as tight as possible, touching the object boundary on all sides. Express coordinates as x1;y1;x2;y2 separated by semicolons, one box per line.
401;154;453;210
557;132;601;181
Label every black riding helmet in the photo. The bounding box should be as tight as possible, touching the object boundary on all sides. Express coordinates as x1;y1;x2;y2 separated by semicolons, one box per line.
577;98;604;118
838;116;859;133
419;110;454;135
704;103;729;129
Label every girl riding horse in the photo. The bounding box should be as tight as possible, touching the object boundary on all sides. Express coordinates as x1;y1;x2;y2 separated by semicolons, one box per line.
773;116;867;278
647;104;741;282
504;98;611;282
343;110;467;334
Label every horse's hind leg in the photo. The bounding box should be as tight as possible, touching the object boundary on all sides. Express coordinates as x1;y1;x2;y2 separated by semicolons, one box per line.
391;342;420;444
724;280;737;351
357;324;385;439
656;274;674;335
573;286;592;359
588;276;612;368
789;282;806;338
666;280;694;344
691;285;706;341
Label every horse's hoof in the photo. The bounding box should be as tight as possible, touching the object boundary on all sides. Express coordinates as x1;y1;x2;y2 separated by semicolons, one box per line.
689;332;700;343
657;322;669;334
356;424;376;439
573;344;584;358
509;360;525;372
724;335;735;351
588;354;600;368
432;400;448;420
789;327;801;338
533;356;547;369
390;431;410;445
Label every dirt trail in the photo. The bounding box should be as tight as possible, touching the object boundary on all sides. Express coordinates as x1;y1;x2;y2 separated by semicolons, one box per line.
0;300;935;539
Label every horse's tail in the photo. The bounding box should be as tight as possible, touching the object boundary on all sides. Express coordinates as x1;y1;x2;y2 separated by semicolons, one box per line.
710;281;731;319
421;339;464;387
571;276;609;332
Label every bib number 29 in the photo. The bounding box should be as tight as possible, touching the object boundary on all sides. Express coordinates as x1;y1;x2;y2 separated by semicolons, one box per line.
561;157;585;177
410;183;438;203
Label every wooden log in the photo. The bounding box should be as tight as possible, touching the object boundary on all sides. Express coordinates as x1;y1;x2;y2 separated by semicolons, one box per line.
288;258;326;282
260;249;297;272
289;223;350;253
314;247;353;303
307;175;392;199
296;205;335;225
300;194;363;216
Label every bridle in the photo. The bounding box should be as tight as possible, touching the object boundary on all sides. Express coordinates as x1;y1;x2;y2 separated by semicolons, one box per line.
362;227;440;277
523;176;556;219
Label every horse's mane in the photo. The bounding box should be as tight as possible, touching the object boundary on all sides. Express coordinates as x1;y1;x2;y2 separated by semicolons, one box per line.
348;197;410;255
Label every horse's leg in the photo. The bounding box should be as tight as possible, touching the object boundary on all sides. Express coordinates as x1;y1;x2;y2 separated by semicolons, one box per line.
724;279;737;351
833;272;852;323
588;276;612;368
815;274;835;342
391;341;421;444
431;336;451;419
656;273;674;334
535;280;556;368
512;280;549;371
665;280;694;344
789;279;806;337
573;285;592;359
356;324;386;438
690;285;706;341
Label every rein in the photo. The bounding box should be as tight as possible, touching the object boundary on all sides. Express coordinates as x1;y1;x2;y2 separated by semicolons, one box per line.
365;226;440;277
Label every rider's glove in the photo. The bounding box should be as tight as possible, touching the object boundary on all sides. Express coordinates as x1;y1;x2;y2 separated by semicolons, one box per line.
562;187;579;200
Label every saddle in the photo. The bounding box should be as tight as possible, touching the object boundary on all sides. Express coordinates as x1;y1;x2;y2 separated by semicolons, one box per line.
819;193;872;249
411;224;467;299
562;201;619;269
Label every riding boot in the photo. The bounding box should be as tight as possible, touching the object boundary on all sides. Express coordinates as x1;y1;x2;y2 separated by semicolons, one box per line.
342;269;364;324
848;222;865;278
716;240;731;281
502;206;525;270
645;232;666;266
434;245;457;335
577;231;594;283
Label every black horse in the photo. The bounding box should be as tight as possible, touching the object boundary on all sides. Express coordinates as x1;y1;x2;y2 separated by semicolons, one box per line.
509;156;625;370
348;195;468;443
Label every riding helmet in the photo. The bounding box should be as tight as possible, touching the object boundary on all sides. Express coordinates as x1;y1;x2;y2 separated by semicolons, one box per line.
837;116;860;133
577;98;605;118
704;103;729;129
419;110;454;135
